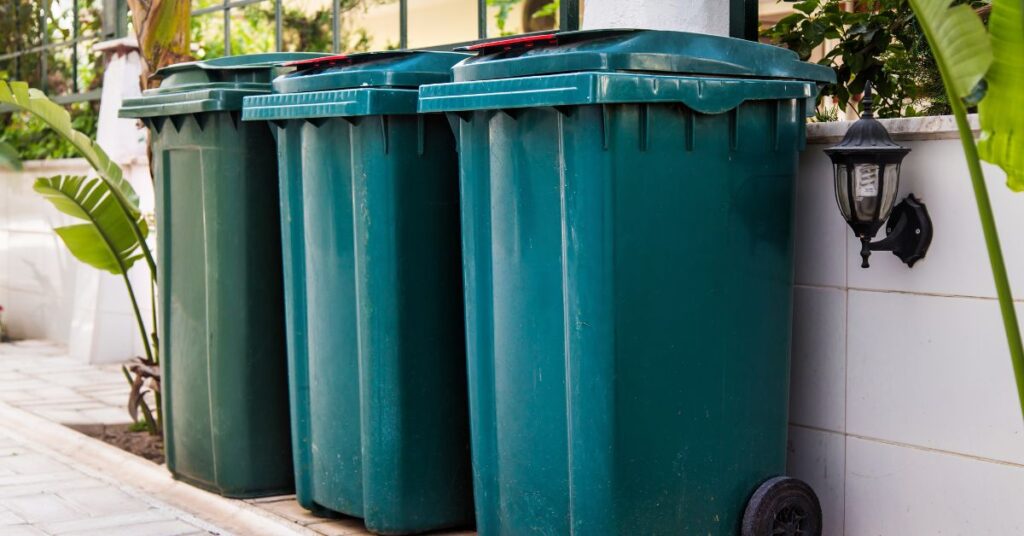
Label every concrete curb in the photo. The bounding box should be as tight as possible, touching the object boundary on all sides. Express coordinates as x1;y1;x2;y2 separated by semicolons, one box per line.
0;400;315;536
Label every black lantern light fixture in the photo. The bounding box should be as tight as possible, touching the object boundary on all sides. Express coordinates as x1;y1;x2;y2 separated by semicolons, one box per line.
825;82;932;268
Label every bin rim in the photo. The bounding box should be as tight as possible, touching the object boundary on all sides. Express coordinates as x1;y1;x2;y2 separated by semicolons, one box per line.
270;50;470;95
450;29;837;85
154;52;330;78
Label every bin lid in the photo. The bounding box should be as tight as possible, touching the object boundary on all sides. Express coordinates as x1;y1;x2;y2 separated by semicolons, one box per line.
452;29;835;84
271;50;470;94
241;51;468;121
119;52;329;118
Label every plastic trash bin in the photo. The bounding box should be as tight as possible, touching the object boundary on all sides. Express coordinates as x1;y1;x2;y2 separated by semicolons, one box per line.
241;51;473;535
418;29;836;536
119;53;324;498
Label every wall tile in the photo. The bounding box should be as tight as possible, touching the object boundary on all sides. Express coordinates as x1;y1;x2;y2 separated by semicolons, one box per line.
847;290;1024;464
790;285;846;432
5;232;70;298
846;436;1024;535
795;145;849;288
846;139;1024;300
788;425;845;536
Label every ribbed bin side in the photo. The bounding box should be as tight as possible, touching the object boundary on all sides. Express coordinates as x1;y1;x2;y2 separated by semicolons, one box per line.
457;99;804;536
151;112;294;498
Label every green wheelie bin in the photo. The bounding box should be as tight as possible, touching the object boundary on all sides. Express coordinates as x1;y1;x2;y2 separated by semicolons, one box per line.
119;53;324;498
241;51;473;535
418;30;835;536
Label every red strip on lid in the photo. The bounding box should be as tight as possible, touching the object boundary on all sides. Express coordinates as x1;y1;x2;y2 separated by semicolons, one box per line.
467;33;558;53
284;54;349;68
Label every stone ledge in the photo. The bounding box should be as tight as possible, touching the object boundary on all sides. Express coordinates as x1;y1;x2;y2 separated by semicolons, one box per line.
807;114;980;144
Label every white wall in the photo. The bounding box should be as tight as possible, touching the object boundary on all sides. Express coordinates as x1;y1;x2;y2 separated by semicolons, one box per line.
788;115;1024;535
0;159;85;342
0;157;153;361
582;0;729;35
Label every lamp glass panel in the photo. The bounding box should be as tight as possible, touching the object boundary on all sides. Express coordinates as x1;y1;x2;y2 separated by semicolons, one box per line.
852;163;881;222
834;164;852;220
878;163;901;221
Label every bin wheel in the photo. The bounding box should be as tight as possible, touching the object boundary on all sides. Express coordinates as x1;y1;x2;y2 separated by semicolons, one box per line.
741;476;821;536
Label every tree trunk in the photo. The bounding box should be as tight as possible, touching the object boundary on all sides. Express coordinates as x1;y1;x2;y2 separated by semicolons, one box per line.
126;0;192;89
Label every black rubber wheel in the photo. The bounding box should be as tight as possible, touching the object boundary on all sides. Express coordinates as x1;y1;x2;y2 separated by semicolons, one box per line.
741;476;822;536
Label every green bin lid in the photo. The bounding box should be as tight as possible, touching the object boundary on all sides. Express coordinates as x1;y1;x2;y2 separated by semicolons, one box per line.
119;52;329;118
271;50;469;93
452;29;835;84
242;51;468;121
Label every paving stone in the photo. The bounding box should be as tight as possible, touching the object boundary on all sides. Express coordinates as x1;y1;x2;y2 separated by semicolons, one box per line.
0;446;31;458
59;486;151;517
64;519;203;536
3;525;48;535
0;390;37;402
0;508;26;525
307;518;372;536
0;477;104;499
42;509;174;534
0;470;83;488
0;452;70;475
80;408;132;424
258;498;332;526
0;493;89;524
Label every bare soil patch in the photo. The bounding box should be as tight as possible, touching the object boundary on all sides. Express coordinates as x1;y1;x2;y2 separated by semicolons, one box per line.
67;423;165;465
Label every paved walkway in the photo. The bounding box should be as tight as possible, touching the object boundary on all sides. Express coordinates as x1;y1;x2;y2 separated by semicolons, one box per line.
0;341;474;536
0;341;128;425
0;426;219;536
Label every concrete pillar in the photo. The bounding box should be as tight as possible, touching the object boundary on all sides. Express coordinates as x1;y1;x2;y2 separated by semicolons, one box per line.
67;37;154;365
581;0;730;36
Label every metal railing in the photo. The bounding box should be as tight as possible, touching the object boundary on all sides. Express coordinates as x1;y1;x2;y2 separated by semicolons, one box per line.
195;0;582;56
2;0;762;104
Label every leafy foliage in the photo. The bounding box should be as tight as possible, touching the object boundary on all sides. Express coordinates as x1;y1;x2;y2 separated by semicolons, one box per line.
33;175;149;275
907;0;1024;422
1;102;99;160
1;80;160;434
0;1;104;159
0;81;144;216
977;0;1024;191
762;0;988;118
0;140;22;170
123;356;161;435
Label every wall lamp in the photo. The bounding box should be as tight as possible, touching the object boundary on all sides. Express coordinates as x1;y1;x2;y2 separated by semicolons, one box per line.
824;83;933;268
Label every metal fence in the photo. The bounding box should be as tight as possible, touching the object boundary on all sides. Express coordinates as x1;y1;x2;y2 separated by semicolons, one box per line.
0;0;581;105
1;0;760;104
196;0;582;56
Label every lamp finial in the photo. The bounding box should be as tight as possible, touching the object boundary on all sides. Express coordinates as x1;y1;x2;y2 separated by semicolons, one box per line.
862;81;875;119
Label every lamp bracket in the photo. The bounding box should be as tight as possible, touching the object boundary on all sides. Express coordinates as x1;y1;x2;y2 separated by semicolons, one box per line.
859;194;932;268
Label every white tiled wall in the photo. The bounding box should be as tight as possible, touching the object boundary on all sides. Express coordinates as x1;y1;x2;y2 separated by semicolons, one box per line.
790;118;1024;535
0;160;84;342
0;158;152;363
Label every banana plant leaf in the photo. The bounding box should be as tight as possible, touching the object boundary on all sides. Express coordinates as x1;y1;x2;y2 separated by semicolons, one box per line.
907;0;993;100
34;175;149;275
0;141;22;171
127;0;192;88
978;0;1024;191
0;81;141;212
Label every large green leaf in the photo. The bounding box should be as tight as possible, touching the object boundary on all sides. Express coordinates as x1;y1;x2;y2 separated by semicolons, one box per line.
0;81;140;211
0;141;22;171
0;80;156;278
34;175;149;275
907;0;993;99
978;0;1024;191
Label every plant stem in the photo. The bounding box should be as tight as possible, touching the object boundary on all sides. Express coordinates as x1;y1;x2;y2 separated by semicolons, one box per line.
950;97;1024;420
121;271;154;365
